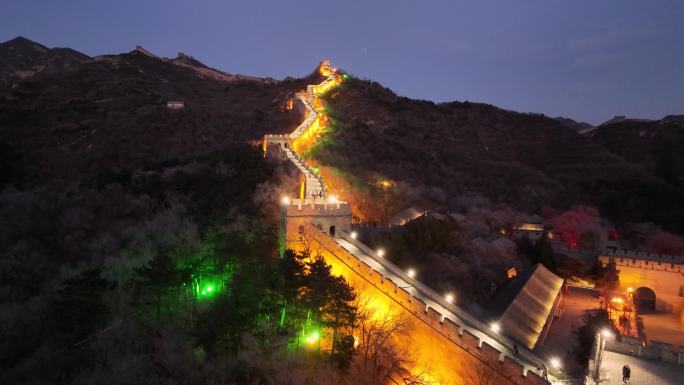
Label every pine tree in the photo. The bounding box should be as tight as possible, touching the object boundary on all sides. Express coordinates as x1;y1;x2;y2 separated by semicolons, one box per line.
596;260;620;291
44;268;110;343
516;236;535;264
534;232;557;271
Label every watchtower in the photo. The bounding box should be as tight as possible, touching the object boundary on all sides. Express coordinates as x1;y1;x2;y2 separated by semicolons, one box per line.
279;198;351;253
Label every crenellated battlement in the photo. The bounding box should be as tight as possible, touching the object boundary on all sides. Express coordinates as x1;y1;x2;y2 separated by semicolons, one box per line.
599;252;684;273
602;248;684;264
300;223;553;385
598;249;684;312
283;199;350;216
280;200;351;246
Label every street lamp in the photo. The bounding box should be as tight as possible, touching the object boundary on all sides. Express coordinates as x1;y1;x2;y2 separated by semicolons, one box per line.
593;328;613;382
445;293;455;304
550;357;561;369
376;248;385;258
281;196;290;205
350;231;358;239
490;322;500;333
407;268;416;279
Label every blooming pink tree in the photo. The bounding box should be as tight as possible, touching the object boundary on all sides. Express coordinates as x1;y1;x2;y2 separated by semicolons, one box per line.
547;206;606;250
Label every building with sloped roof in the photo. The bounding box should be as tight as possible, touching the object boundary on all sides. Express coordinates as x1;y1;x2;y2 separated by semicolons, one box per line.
388;206;425;227
488;264;564;350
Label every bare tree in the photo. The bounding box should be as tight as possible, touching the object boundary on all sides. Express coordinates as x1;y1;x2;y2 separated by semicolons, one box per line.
464;359;507;385
348;302;432;385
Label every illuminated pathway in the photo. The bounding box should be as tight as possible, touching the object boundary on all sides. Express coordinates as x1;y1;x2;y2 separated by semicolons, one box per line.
265;62;340;200
334;233;566;383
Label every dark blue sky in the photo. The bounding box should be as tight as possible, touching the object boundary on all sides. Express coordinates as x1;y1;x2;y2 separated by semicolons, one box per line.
2;1;682;124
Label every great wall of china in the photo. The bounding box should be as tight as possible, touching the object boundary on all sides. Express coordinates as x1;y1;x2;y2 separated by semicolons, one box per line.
263;62;563;384
598;251;684;311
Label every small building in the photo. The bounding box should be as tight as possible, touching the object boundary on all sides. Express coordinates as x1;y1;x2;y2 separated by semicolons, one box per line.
166;100;185;110
388;206;425;227
487;264;564;350
506;222;546;241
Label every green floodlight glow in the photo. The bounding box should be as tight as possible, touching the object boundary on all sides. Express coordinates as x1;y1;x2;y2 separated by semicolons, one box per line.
195;280;220;300
305;330;320;345
342;73;349;80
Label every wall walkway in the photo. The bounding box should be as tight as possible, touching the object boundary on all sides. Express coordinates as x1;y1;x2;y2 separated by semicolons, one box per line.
296;223;558;385
264;68;339;199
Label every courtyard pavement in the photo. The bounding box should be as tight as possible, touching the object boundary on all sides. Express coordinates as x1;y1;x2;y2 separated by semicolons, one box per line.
537;286;600;375
598;350;684;385
640;312;684;349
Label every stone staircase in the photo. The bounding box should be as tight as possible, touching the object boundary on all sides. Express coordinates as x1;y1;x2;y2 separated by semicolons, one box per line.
265;67;340;200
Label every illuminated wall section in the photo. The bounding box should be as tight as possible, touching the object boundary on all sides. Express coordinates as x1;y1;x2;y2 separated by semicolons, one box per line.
291;224;551;385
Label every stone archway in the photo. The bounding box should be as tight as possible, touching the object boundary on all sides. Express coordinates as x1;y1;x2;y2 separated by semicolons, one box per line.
329;225;336;237
635;287;656;313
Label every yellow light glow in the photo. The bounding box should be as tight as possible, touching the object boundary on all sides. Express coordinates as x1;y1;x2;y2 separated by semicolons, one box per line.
281;196;290;205
318;60;333;77
376;248;385;258
445;293;455;304
407;268;416;278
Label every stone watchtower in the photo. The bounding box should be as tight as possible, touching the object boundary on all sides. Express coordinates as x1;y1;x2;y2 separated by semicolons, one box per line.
279;198;351;252
264;60;351;253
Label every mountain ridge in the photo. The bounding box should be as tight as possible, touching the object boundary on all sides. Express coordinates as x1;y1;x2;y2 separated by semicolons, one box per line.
1;37;683;231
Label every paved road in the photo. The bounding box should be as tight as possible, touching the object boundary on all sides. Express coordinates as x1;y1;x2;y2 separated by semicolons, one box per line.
598;351;684;385
334;236;573;383
538;287;600;375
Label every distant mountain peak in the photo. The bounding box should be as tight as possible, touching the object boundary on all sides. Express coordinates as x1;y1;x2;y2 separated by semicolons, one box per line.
0;36;49;52
133;45;161;59
171;51;209;69
553;116;593;132
0;36;90;86
127;44;264;82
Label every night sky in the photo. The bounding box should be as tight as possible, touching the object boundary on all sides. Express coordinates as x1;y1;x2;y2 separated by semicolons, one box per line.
2;0;682;124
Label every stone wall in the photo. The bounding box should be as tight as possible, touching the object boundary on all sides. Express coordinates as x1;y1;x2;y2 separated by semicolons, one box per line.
296;223;552;385
603;336;684;365
598;254;684;312
283;203;351;245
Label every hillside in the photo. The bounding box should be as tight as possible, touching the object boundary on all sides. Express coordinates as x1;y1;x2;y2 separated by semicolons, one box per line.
311;78;684;231
2;37;684;384
0;38;315;188
0;36;91;87
2;37;684;232
589;116;684;188
0;37;314;305
554;116;593;132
